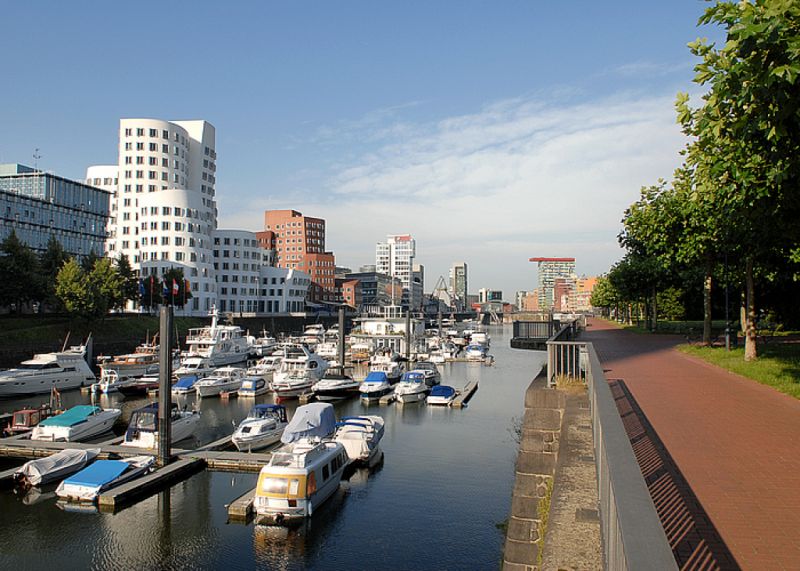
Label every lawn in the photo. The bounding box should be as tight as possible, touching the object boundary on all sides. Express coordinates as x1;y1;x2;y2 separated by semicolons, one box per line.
679;342;800;400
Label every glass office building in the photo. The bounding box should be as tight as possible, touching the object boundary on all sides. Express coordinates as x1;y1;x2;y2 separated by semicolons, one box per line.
0;164;110;257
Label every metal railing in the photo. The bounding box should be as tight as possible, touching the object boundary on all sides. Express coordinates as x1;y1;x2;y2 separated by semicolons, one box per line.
546;338;677;570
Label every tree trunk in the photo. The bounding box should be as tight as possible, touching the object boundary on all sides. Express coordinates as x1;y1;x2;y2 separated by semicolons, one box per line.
652;285;658;332
744;257;757;361
703;269;712;346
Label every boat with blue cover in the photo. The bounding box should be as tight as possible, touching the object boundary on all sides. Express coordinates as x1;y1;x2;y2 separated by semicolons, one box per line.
359;371;393;402
171;374;199;396
231;404;288;451
30;405;121;442
55;456;154;502
427;385;456;406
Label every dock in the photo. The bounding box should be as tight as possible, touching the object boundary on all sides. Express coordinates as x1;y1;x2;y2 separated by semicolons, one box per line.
379;393;397;405
452;381;478;408
190;450;271;472
226;486;256;523
97;457;205;512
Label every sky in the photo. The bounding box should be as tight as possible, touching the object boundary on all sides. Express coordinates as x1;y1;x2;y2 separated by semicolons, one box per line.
0;1;726;296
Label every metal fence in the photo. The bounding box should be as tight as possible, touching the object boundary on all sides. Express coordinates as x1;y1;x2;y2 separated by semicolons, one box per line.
546;338;677;570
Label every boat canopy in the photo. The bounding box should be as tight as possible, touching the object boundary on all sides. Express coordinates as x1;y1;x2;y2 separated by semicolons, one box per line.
364;371;389;383
63;460;129;487
38;405;100;427
430;385;456;398
401;372;425;382
281;403;335;443
251;404;287;422
173;375;198;389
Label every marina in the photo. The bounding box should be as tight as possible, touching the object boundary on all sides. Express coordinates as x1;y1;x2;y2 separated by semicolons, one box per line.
0;324;544;569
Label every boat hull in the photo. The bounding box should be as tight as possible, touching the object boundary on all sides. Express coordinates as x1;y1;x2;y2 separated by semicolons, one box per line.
30;410;121;442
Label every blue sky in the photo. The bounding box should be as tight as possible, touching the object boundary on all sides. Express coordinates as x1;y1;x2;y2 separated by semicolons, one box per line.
0;1;724;296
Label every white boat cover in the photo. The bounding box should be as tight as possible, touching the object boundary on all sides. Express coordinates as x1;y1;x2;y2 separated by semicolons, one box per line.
280;403;336;444
16;448;101;486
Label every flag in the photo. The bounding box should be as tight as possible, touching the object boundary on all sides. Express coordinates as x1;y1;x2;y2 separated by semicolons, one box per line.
138;279;145;298
172;279;179;295
162;278;169;299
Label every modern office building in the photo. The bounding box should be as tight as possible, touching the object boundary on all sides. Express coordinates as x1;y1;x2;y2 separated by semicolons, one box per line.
478;288;503;304
1;163;110;257
375;234;416;308
261;209;335;303
411;263;424;311
529;257;576;310
449;262;468;308
344;271;402;314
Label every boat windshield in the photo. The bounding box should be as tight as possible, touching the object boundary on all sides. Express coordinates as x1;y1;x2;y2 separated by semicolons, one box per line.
18;362;59;370
132;412;157;431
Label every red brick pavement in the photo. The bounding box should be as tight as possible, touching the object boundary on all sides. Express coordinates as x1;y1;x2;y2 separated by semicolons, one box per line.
583;318;800;571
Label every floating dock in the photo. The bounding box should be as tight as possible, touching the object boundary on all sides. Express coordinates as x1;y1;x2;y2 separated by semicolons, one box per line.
226;486;256;523
190;450;270;472
452;381;478;408
379;393;397;405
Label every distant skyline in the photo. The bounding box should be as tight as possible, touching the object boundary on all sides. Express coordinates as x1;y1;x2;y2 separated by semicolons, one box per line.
0;1;724;297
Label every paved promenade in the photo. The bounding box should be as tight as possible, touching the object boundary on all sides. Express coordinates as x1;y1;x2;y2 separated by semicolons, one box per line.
583;318;800;570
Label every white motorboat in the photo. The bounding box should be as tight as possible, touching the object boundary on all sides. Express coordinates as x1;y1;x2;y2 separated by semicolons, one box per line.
470;330;490;346
171;374;199;396
302;323;325;346
394;371;430;403
231;404;288;452
30;405;121;442
14;448;101;488
55;456;154;503
0;344;95;397
238;375;271;397
246;355;282;382
369;349;404;382
333;415;385;466
252;330;278;357
173;355;215;380
410;361;440;386
91;369;125;395
272;345;328;399
312;372;360;401
253;403;346;525
465;344;489;361
184;306;251;366
121;402;200;448
359;371;394;402
427;385;457;406
315;341;339;360
195;366;246;398
98;339;178;381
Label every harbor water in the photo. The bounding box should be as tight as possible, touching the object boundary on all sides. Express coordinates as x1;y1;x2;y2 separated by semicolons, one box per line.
0;325;545;570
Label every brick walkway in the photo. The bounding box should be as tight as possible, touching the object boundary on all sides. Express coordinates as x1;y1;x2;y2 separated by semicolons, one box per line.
583;318;800;571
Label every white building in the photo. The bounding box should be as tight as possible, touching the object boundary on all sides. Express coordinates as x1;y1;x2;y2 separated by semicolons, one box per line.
375;234;416;307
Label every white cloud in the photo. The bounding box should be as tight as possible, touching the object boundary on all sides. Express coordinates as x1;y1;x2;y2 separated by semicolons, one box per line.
220;92;687;297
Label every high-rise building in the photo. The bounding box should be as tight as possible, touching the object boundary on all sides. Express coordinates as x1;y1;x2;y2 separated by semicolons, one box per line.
261;209;335;302
87;118;218;314
411;263;424;311
449;262;468;308
529;257;576;310
1;163;110;257
375;234;415;307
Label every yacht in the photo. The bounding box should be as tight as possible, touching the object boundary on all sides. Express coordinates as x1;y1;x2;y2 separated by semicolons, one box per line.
184;307;251;366
410;361;440;386
121;402;200;449
368;349;404;382
253;403;347;525
312;371;360;402
195;367;246;398
333;415;385;466
31;405;121;442
302;323;325;346
98;339;178;381
232;404;288;452
246;355;282;383
272;345;328;399
394;371;430;403
252;330;278;357
0;344;95;397
173;355;216;380
359;371;394;402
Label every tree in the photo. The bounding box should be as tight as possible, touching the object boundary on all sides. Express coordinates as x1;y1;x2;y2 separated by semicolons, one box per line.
89;257;123;316
38;235;69;310
677;0;800;360
0;231;41;313
115;253;139;307
589;277;618;317
55;258;92;317
80;250;101;273
139;267;193;310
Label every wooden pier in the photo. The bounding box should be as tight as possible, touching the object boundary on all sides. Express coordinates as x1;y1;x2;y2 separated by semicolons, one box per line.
226;486;257;523
452;381;478;408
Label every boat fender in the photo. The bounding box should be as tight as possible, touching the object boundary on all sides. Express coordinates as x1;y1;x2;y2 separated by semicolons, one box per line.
308;502;313;516
275;512;285;524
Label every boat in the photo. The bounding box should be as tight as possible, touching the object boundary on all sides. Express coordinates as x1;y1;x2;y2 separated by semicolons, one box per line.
246;355;282;382
252;330;278;357
359;371;394;402
171;374;199;396
195;366;246;398
369;348;404;382
30;405;121;442
116;375;160;397
121;402;200;448
272;345;329;399
55;456;155;503
231;404;288;452
427;385;457;406
2;401;56;436
173;355;215;381
14;448;101;488
410;361;440;386
239;375;271;397
253;403;347;525
311;371;360;401
470;330;490;346
302;323;325;346
315;340;339;360
394;371;430;403
465;344;489;361
184;306;252;366
90;369;125;395
0;343;95;397
333;415;385;466
97;338;178;381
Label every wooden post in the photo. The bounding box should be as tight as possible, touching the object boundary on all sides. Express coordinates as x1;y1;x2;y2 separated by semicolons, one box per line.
158;305;173;467
337;306;345;374
405;310;411;361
